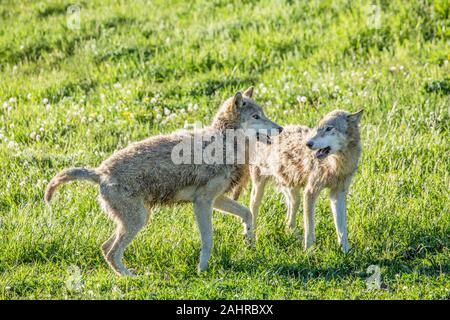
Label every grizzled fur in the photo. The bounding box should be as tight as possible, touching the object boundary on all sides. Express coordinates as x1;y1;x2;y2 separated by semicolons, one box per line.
45;87;282;276
248;110;363;252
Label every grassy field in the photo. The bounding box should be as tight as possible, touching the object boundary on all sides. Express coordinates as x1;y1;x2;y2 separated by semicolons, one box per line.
0;0;449;299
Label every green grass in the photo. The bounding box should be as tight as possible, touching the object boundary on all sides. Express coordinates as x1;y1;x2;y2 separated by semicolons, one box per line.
0;0;449;299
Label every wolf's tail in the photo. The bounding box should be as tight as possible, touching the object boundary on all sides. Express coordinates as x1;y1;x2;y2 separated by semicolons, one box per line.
44;167;100;204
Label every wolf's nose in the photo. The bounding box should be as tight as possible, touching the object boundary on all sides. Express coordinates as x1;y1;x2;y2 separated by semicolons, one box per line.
278;127;283;133
306;141;314;149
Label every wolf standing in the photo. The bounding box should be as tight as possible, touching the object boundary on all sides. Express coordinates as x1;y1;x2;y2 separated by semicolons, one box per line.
45;88;282;276
249;110;363;252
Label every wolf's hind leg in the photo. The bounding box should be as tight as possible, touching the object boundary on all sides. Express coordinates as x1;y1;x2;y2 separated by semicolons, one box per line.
214;195;253;244
282;187;301;239
249;176;267;234
101;232;117;258
100;190;148;276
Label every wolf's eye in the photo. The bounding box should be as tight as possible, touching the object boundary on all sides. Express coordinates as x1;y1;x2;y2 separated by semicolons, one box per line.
252;114;260;119
325;126;333;132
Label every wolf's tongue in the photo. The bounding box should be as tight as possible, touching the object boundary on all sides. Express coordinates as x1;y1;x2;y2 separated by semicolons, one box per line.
316;149;326;158
315;147;330;159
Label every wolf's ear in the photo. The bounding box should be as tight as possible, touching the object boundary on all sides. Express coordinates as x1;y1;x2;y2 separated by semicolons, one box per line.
243;86;254;98
348;109;364;124
227;92;243;113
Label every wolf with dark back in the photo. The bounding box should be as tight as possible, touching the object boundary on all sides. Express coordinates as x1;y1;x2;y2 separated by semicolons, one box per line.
45;87;282;276
247;109;363;252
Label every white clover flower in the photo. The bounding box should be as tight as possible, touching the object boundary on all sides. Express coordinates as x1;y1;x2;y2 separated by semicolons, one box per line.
42;98;49;104
20;180;26;187
312;84;319;92
30;132;36;139
7;141;15;149
9;124;14;129
155;114;162;120
46;104;51;111
39;127;44;132
27;93;32;100
193;103;198;111
9;97;16;104
164;108;171;115
113;82;121;89
150;97;157;104
334;85;340;92
389;66;396;72
296;96;307;103
187;103;193;112
283;110;289;115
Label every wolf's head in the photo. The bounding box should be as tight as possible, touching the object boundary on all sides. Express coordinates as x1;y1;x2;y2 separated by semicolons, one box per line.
212;87;282;143
306;109;363;159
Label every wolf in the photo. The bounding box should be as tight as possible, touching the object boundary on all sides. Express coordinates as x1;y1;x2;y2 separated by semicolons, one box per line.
248;109;363;252
44;87;282;276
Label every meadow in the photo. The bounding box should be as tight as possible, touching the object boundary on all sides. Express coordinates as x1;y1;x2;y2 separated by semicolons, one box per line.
0;0;449;299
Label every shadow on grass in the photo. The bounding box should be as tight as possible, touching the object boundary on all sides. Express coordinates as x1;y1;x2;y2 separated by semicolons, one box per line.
217;226;449;284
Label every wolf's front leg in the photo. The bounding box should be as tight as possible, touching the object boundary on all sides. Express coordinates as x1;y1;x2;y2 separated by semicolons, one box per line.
214;195;253;245
193;198;213;272
303;187;319;250
330;189;349;253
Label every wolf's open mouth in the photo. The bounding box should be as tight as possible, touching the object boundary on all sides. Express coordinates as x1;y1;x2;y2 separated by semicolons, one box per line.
315;146;331;159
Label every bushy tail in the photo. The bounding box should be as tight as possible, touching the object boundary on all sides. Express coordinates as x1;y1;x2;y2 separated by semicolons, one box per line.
44;167;100;204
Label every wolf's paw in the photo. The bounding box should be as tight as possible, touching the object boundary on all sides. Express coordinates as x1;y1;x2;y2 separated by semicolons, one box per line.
197;262;209;273
341;242;351;253
242;221;255;247
244;233;256;248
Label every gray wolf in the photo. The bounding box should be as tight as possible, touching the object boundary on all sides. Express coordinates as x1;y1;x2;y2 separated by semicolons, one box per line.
248;109;363;252
44;87;282;276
